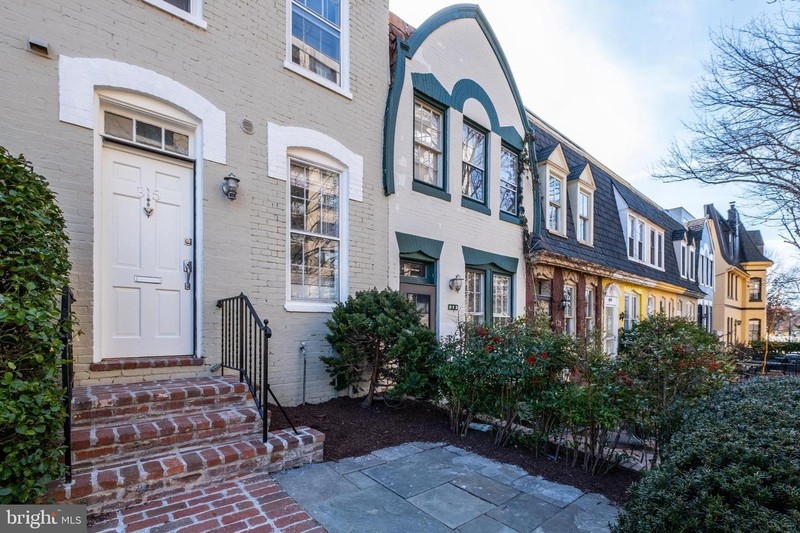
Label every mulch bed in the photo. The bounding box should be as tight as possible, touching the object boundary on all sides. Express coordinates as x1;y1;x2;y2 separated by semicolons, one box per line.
269;396;640;504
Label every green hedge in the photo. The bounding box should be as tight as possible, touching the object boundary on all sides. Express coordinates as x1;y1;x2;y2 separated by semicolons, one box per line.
613;377;800;532
0;147;71;503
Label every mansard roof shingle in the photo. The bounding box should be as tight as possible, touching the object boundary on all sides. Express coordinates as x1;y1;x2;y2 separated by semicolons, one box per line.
529;118;702;294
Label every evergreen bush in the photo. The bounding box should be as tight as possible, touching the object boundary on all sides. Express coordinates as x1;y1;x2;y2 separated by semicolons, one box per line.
613;377;800;532
0;147;71;502
321;288;437;407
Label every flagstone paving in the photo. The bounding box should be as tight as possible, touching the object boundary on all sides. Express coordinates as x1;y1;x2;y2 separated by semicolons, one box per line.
274;442;619;533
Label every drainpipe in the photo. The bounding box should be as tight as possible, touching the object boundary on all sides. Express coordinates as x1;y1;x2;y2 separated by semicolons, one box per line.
300;342;307;405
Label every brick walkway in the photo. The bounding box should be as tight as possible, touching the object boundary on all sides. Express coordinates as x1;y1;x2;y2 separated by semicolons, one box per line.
89;472;326;533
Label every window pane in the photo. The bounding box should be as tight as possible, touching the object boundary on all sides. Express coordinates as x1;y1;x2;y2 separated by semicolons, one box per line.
414;101;442;187
465;270;484;325
136;120;162;148
493;274;511;324
579;192;589;217
289;159;340;302
164;0;191;12
462;125;485;169
500;148;518;215
164;130;189;156
549;176;561;203
549;205;560;231
400;260;427;278
462;165;485;202
104;112;133;140
291;3;341;84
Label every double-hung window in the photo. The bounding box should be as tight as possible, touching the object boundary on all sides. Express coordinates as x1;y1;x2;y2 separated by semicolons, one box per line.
681;244;687;278
413;99;444;188
499;147;519;216
493;274;512;324
749;278;762;301
585;288;594;332
462;123;486;203
748;319;761;342
578;192;590;243
289;160;340;301
623;293;639;330
637;221;645;261
290;0;342;85
465;267;514;325
563;285;575;335
465;270;485;325
548;175;564;232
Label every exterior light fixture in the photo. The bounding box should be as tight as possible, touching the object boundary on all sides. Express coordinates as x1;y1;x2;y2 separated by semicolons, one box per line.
449;274;464;293
561;294;569;310
222;173;240;201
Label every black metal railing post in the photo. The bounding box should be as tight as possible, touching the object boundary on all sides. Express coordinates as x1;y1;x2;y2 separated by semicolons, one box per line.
60;286;74;483
216;293;297;439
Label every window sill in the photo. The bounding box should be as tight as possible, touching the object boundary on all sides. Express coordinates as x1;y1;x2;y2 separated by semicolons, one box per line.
412;180;451;201
499;211;521;225
461;196;491;216
577;239;594;247
142;0;208;28
284;301;337;313
283;60;353;100
546;228;567;238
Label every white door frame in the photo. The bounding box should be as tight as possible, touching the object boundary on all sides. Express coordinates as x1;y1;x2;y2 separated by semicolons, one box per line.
92;91;204;362
604;284;620;356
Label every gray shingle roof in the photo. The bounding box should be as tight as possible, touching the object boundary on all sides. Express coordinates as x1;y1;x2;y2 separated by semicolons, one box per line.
529;122;703;293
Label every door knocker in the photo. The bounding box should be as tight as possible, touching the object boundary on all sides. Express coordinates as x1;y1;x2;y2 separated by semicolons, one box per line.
137;187;160;218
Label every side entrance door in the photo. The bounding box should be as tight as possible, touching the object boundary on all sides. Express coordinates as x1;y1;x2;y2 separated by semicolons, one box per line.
99;144;194;357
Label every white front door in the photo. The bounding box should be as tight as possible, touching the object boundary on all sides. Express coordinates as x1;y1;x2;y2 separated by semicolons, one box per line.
100;144;194;357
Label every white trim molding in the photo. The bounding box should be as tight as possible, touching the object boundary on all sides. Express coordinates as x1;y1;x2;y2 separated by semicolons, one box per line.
267;122;363;201
58;56;226;163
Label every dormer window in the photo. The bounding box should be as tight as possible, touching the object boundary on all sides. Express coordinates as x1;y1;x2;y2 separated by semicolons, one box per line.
689;246;696;281
569;164;595;245
577;192;590;241
627;212;664;269
548;173;564;233
680;243;687;278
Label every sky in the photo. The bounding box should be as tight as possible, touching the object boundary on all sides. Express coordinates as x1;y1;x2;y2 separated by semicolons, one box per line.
389;0;798;266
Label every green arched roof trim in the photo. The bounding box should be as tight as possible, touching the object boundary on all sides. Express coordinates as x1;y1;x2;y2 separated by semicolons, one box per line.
396;232;444;260
383;3;533;195
462;246;519;273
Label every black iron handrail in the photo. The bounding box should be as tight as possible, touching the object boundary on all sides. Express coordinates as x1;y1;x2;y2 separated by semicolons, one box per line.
60;286;74;483
216;293;296;441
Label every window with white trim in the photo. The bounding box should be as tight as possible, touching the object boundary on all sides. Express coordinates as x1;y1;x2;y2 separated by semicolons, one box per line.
564;285;575;335
647;295;655;316
413;98;444;188
680;244;687;278
465;270;485;325
462;122;487;203
548;173;565;233
677;300;683;317
493;274;512;324
500;147;519;216
290;0;344;86
289;159;340;302
585;288;594;332
143;0;205;27
626;212;663;269
623;293;639;330
689;246;696;281
577;191;591;243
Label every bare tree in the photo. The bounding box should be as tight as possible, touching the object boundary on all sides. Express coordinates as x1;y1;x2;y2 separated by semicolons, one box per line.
766;262;800;337
657;11;800;251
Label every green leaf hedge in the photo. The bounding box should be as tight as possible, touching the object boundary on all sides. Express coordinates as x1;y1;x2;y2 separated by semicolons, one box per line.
613;377;800;532
0;147;71;503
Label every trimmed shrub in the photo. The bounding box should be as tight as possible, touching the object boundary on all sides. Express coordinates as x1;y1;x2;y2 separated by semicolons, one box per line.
618;315;733;465
613;377;800;532
0;148;71;502
321;288;437;407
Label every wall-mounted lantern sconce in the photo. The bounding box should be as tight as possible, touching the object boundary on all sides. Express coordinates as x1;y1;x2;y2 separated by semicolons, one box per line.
560;294;569;310
449;274;464;293
735;319;742;326
619;311;627;321
222;173;240;201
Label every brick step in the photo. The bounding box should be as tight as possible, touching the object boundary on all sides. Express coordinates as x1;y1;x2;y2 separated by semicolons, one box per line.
51;427;325;514
71;406;268;469
72;376;252;427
